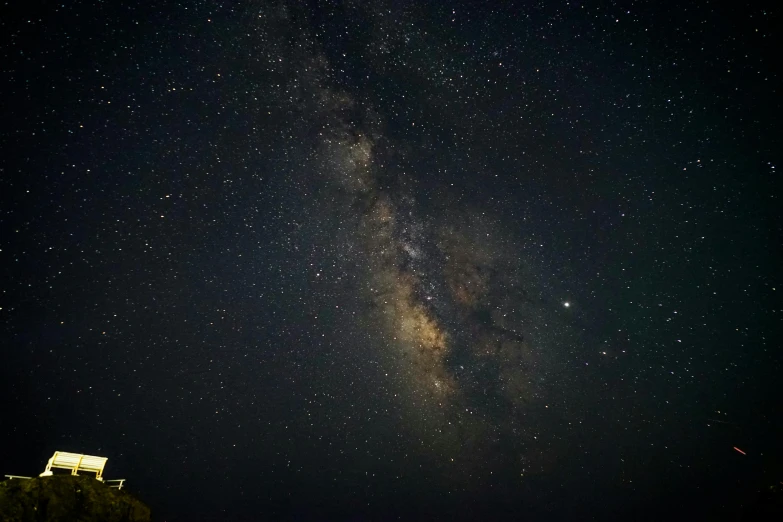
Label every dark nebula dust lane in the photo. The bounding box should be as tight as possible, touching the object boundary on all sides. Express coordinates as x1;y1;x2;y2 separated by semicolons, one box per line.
1;1;780;521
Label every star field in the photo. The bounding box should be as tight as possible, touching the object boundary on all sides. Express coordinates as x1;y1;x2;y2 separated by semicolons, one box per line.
1;1;780;521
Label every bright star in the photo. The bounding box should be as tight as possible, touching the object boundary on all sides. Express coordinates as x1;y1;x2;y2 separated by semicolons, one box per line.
563;301;570;308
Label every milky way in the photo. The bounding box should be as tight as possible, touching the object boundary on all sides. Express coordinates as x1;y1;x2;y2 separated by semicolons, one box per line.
274;7;585;479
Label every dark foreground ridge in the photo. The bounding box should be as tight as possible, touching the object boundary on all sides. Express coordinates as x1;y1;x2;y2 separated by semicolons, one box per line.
0;475;150;522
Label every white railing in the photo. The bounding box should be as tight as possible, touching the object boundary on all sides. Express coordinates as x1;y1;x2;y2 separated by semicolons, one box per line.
105;479;126;490
4;474;126;490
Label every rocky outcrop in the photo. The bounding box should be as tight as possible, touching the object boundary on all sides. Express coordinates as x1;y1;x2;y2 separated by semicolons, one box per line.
0;475;150;522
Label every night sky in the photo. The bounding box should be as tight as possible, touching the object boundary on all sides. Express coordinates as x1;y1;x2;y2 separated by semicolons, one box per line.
1;1;781;521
